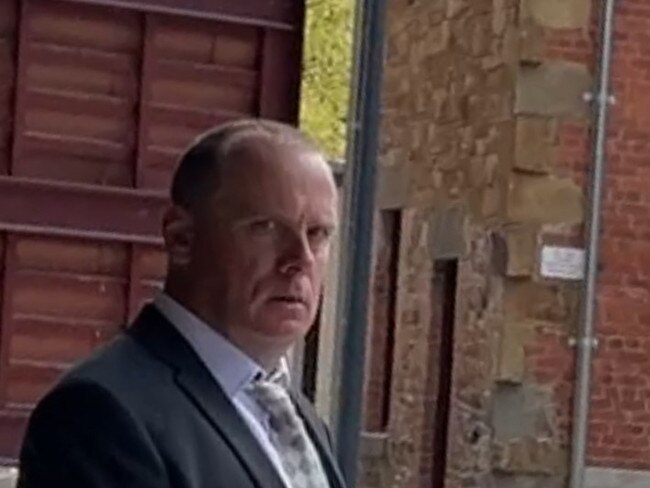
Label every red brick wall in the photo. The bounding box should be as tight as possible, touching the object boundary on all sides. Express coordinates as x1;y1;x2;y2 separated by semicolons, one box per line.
536;0;650;470
590;0;650;468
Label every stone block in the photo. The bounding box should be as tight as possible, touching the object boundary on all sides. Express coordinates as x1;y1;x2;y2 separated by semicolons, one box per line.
585;466;650;488
496;320;528;383
493;474;567;488
519;21;546;65
505;281;579;324
360;432;389;459
507;174;584;225
515;116;556;174
492;0;507;35
494;437;561;475
447;0;470;19
515;62;592;118
491;383;555;439
522;0;592;30
376;164;409;210
503;224;538;277
429;204;467;259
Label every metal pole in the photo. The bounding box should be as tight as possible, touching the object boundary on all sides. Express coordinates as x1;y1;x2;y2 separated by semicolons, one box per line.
569;0;617;486
334;0;388;484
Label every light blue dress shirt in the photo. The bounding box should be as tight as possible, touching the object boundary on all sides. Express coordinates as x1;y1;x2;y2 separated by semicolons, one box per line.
153;292;292;488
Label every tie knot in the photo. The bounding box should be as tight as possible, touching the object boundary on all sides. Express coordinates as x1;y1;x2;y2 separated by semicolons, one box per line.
248;368;290;403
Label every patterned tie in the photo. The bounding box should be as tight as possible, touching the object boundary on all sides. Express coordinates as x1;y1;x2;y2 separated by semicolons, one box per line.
247;368;330;488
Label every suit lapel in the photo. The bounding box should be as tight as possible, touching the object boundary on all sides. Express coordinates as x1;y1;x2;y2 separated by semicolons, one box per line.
128;305;285;488
292;392;346;488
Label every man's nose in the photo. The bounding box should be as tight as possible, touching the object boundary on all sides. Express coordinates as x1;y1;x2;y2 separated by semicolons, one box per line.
279;231;315;275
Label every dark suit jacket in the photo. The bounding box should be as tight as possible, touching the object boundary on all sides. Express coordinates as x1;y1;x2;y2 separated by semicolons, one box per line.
17;304;346;488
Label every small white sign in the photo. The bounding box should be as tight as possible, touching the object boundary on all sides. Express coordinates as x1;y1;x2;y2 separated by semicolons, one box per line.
540;246;586;281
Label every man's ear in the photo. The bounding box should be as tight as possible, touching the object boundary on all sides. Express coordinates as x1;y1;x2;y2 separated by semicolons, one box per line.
162;205;194;267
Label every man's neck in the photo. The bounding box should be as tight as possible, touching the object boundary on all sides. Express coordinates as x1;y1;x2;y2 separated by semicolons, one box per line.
162;285;288;372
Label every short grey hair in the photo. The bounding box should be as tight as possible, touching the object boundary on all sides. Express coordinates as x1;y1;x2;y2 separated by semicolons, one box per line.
170;118;323;211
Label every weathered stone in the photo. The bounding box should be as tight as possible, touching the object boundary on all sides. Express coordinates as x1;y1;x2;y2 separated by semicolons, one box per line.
515;61;592;118
515;116;556;174
492;0;507;35
519;21;546;64
507;174;584;225
360;432;389;459
429;203;467;259
502;224;538;277
496;320;529;383
492;474;567;488
491;383;555;439
505;280;579;324
494;437;561;475
447;0;470;19
482;184;504;218
376;164;410;210
523;0;591;29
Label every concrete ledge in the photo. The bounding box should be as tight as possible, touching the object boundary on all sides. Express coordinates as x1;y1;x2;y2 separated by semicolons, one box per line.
586;466;650;488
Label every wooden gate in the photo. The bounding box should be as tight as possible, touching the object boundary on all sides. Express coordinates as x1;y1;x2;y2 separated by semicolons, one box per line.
0;0;304;459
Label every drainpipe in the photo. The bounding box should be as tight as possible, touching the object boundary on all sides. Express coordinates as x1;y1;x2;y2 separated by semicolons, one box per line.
333;0;388;485
569;0;617;486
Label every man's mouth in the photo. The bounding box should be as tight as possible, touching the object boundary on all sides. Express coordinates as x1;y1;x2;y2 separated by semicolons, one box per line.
270;295;306;306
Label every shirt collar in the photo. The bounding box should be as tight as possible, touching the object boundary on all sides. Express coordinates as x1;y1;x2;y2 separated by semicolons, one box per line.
153;291;264;398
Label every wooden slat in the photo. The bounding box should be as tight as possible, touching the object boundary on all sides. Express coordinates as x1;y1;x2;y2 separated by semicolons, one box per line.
0;410;28;460
0;1;17;38
23;108;132;145
11;271;127;322
58;0;302;31
127;245;143;322
10;316;114;364
5;361;65;406
154;59;257;89
9;1;32;175
0;176;167;243
0;236;18;406
24;88;133;119
149;103;244;129
14;148;132;186
24;57;138;98
15;236;129;277
22;131;131;163
150;17;260;68
27;42;136;75
28;0;141;53
137;245;166;281
135;14;154;187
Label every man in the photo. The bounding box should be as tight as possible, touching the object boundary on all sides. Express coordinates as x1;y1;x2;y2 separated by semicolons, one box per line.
17;119;345;488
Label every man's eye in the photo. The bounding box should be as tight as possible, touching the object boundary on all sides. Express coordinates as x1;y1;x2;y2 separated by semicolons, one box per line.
250;220;276;234
308;227;332;243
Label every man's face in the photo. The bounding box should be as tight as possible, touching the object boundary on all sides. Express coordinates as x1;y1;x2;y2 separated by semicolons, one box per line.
188;142;338;349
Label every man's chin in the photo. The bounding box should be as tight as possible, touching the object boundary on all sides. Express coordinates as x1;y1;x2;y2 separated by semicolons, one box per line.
252;319;312;344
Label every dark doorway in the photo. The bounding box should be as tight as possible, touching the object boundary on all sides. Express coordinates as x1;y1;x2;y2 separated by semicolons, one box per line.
421;259;457;488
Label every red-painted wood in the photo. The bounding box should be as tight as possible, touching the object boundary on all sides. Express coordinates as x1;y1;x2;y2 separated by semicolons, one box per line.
0;0;305;458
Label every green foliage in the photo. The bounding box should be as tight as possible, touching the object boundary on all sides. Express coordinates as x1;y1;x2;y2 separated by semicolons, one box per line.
300;0;354;159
